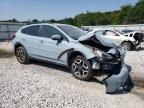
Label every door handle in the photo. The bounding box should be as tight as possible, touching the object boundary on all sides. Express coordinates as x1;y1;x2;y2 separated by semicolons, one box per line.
40;40;44;43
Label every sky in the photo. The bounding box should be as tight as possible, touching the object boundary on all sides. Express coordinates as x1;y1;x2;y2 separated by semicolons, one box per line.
0;0;138;21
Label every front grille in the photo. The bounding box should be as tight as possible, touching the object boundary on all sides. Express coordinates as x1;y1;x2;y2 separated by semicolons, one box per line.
116;51;120;59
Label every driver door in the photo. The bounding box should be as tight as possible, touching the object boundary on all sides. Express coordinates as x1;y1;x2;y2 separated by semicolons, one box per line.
39;25;70;65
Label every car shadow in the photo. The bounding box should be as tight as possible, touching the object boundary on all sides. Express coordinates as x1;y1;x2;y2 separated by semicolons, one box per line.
30;60;69;73
30;60;105;85
135;47;144;51
126;47;144;52
0;49;14;58
89;77;105;85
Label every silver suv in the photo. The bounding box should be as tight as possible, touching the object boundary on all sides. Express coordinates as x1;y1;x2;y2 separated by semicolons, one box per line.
12;23;131;93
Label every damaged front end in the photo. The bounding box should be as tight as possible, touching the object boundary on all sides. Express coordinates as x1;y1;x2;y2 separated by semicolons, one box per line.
79;34;131;94
93;47;130;93
105;64;129;93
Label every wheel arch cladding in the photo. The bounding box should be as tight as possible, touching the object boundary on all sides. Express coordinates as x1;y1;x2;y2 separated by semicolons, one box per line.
67;51;86;67
14;42;24;54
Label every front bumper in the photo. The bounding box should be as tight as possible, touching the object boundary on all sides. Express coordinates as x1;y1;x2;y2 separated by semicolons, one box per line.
91;48;132;93
105;64;130;93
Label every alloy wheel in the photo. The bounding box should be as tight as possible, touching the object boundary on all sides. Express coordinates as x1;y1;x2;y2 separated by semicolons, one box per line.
122;42;131;50
16;47;25;63
72;58;89;78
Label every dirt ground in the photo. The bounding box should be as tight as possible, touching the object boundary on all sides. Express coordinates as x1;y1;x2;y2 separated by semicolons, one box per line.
0;42;144;108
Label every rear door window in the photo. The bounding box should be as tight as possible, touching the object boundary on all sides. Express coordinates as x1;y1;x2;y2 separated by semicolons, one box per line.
21;25;40;36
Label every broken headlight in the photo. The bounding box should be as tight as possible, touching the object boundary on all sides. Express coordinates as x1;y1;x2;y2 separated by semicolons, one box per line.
118;46;126;61
94;50;113;62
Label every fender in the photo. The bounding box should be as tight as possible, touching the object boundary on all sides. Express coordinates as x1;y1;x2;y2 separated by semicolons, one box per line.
57;48;74;60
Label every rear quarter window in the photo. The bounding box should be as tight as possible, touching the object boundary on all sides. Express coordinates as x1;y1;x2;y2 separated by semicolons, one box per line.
21;25;40;36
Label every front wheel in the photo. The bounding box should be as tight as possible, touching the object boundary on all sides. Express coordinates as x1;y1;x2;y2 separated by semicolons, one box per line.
70;55;93;81
121;42;133;51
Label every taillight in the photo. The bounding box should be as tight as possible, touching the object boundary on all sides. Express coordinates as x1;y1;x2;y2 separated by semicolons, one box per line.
12;33;16;39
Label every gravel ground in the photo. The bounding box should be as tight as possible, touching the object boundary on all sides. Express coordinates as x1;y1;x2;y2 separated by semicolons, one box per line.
0;42;144;108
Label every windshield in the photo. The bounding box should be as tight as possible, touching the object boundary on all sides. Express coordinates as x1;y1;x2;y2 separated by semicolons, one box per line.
115;30;135;34
57;25;87;40
115;30;125;34
122;30;134;33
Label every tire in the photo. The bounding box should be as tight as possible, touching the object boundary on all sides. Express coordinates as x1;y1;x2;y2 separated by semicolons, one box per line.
121;42;133;51
70;55;93;81
15;46;30;64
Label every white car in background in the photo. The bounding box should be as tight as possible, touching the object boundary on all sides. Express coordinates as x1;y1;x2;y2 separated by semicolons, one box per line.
90;29;144;50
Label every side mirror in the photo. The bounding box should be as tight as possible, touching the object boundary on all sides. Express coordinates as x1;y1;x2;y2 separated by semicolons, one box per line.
52;35;62;41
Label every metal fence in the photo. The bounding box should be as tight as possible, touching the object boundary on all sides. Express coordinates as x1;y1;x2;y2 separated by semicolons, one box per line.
0;22;26;41
1;23;144;41
82;24;144;32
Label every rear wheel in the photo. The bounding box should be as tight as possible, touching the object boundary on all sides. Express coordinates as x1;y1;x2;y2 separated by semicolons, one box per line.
70;55;93;81
121;42;133;51
15;46;30;64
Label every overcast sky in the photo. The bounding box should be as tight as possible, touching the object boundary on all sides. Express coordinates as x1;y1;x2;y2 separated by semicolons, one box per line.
0;0;138;21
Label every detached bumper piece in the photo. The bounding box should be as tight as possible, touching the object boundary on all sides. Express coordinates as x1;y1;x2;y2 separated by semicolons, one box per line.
105;64;130;94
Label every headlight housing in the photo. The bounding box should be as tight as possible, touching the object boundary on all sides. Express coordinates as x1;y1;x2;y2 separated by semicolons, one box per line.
94;50;113;62
118;46;126;60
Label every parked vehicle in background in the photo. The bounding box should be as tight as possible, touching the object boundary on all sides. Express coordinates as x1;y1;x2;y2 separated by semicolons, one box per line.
120;29;135;34
12;23;131;93
90;29;144;50
123;30;144;43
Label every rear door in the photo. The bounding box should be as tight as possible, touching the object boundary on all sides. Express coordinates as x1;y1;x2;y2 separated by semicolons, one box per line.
21;25;42;57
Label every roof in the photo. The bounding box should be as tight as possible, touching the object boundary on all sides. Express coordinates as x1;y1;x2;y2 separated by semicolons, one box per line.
23;23;70;27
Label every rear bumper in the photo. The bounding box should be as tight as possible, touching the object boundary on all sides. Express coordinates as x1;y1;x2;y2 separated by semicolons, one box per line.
105;64;130;93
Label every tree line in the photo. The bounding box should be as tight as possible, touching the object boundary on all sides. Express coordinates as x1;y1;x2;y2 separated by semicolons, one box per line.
1;0;144;27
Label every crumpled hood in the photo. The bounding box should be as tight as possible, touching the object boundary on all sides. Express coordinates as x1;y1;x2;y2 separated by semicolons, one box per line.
78;32;117;48
78;32;95;41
